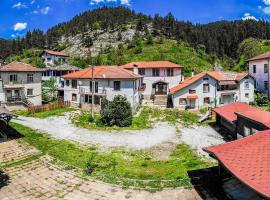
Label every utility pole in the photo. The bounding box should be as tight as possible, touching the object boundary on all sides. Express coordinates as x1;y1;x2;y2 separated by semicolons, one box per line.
88;47;95;119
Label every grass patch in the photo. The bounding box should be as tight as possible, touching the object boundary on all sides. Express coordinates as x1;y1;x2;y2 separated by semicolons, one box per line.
14;107;75;118
71;107;199;131
12;122;211;189
2;154;43;168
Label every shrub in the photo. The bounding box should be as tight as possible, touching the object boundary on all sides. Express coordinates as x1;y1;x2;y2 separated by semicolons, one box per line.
101;95;132;127
255;92;269;106
84;153;98;175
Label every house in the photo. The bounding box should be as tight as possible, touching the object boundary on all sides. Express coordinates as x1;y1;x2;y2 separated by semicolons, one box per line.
41;50;69;67
204;130;270;199
121;61;183;105
0;62;42;107
213;102;270;139
62;66;143;112
42;64;80;98
170;71;255;109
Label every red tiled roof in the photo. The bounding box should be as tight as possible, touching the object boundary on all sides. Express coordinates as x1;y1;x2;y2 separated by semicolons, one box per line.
170;73;206;94
121;61;183;69
248;51;270;61
170;71;249;94
213;102;258;122
62;66;142;79
204;130;270;198
44;50;69;57
236;110;270;128
0;62;43;72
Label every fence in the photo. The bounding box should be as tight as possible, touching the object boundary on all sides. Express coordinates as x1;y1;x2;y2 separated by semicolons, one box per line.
28;100;71;114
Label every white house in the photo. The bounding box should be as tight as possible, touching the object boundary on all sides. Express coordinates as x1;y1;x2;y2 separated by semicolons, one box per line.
62;66;143;112
0;62;42;107
170;71;255;109
248;51;270;97
41;50;69;67
121;61;183;105
42;64;79;98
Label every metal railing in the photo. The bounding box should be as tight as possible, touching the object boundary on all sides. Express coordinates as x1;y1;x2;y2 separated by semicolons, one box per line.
79;87;107;95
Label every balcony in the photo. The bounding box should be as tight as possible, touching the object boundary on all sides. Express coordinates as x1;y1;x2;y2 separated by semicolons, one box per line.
4;81;25;89
6;96;22;103
79;87;106;96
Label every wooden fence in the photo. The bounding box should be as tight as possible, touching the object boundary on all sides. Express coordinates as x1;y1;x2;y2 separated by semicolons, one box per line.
28;100;71;114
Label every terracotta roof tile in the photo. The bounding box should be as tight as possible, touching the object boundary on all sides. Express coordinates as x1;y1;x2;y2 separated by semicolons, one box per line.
236;110;270;128
0;62;43;72
44;50;69;57
213;102;259;122
121;61;183;69
248;51;270;61
62;66;142;79
204;130;270;198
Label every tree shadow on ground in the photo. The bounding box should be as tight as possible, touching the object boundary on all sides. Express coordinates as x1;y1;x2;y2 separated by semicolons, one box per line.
0;170;10;189
187;166;230;200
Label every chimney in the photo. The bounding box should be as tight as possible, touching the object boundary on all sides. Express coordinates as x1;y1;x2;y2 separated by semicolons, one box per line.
133;64;139;75
191;69;195;77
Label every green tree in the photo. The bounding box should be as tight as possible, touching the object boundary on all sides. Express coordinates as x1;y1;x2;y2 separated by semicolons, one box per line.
101;95;132;127
42;77;57;102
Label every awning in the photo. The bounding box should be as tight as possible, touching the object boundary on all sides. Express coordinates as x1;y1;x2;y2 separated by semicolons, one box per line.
221;92;235;96
219;81;237;85
187;94;198;99
203;130;270;199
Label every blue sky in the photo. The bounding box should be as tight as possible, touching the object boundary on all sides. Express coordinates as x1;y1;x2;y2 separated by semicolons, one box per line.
1;0;270;39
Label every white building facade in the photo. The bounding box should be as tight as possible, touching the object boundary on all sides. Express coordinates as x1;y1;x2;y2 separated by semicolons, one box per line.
171;71;255;109
0;62;42;107
62;66;143;112
41;50;69;67
121;61;183;102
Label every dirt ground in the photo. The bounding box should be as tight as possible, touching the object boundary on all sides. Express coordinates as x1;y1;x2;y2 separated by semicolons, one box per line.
0;140;202;200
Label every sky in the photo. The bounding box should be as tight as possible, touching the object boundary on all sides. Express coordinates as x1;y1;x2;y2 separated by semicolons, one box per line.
1;0;270;39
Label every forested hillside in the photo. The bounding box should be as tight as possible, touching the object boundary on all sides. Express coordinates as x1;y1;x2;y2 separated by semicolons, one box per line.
2;6;270;70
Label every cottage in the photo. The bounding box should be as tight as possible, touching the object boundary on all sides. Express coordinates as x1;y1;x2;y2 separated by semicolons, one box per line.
122;61;183;105
0;62;42;107
204;131;270;199
62;66;143;112
170;71;255;109
41;50;69;67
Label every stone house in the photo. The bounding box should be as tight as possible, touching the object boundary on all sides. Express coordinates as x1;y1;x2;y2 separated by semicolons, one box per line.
62;66;143;112
0;62;42;107
170;71;255;109
41;50;69;67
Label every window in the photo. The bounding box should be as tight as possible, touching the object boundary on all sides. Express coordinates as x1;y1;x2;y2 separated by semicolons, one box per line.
253;65;256;73
71;80;77;89
27;74;34;83
167;68;174;77
66;80;70;86
114;81;121;91
204;97;210;104
244;126;251;137
189;89;196;94
90;81;99;93
265;64;268;74
264;81;268;90
179;98;187;105
244;81;249;89
203;84;210;93
245;93;249;98
9;74;17;82
84;95;92;104
203;77;209;81
72;93;77;101
138;68;145;75
27;89;33;96
152;68;160;77
84;95;101;105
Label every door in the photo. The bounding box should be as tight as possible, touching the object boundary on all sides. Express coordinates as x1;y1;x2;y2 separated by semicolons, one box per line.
223;95;233;105
189;99;196;109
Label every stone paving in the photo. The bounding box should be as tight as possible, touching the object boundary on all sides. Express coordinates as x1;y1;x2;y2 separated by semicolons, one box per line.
0;140;202;200
0;140;40;164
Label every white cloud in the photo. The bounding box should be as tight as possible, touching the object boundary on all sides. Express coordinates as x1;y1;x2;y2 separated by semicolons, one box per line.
13;22;27;31
31;0;36;4
90;0;131;6
263;0;270;5
242;13;258;21
263;6;270;14
12;2;27;9
40;6;51;15
33;10;39;14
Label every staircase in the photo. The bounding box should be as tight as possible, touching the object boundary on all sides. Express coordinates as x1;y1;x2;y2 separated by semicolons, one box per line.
22;98;34;108
153;95;168;106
